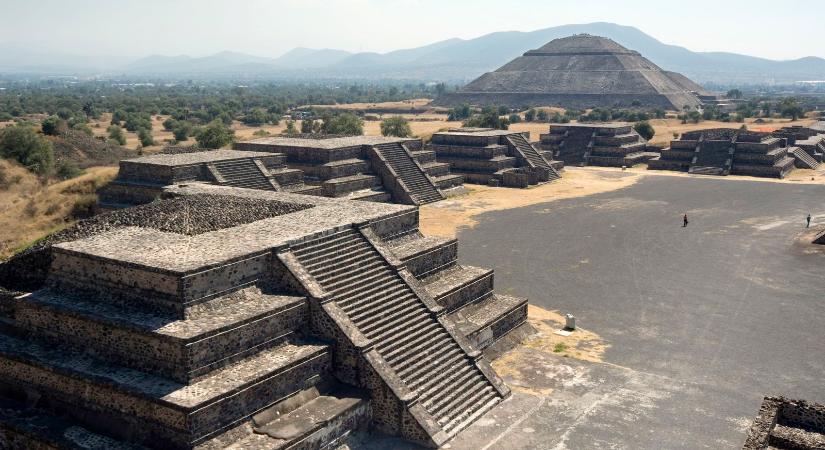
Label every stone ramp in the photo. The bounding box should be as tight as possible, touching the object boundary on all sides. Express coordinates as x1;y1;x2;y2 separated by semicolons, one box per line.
372;142;443;205
208;158;278;191
789;147;821;169
505;133;561;181
689;137;734;175
284;227;505;446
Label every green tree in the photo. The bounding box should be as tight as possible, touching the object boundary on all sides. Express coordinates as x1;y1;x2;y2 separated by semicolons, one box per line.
107;125;126;145
508;113;521;124
163;118;178;131
195;120;235;149
173;122;193;141
137;128;154;147
283;120;298;136
380;116;412;137
322;113;363;135
524;109;536;122
447;104;472;121
633;121;655;140
726;89;743;99
72;123;94;136
41;116;66;136
780;98;804;120
0;124;55;175
536;109;549;121
241;108;269;126
464;109;509;130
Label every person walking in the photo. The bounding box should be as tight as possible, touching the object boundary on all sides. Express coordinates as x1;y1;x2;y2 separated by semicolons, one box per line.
806;213;811;228
683;213;689;227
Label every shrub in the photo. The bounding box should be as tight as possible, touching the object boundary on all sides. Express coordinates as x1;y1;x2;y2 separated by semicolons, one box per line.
380;116;412;137
0;124;55;175
195;120;235;149
633;121;655;140
508;114;521;124
69;194;97;219
55;160;84;180
41;116;67;136
107;125;126;145
137;128;154;147
322;113;364;135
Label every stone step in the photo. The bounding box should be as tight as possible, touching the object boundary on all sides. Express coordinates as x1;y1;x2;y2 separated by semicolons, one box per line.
371;308;434;343
348;291;416;324
0;397;141;450
385;233;458;278
426;371;486;417
240;390;369;450
441;391;500;435
292;230;358;257
432;174;464;190
373;142;443;205
422;265;494;311
413;358;474;393
314;257;386;285
321;174;381;197
324;265;393;295
327;270;397;300
446;294;528;351
360;302;429;338
9;287;308;384
410;150;436;164
302;240;373;270
0;332;332;449
398;344;463;381
337;280;405;312
383;325;447;366
343;188;392;203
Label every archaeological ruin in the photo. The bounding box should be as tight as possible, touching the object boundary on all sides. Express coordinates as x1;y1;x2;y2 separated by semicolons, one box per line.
648;129;799;178
235;135;463;205
428;128;562;187
0;183;531;449
99;136;465;211
438;34;712;110
772;125;825;167
538;123;657;167
743;396;825;449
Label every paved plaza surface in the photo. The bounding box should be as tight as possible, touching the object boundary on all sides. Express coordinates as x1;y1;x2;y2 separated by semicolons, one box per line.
442;172;825;449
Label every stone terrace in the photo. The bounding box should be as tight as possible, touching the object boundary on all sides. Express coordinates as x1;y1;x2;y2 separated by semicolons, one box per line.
0;183;532;449
538;123;656;167
428;128;562;188
98;149;307;210
649;128;797;178
743;397;825;449
235;135;463;206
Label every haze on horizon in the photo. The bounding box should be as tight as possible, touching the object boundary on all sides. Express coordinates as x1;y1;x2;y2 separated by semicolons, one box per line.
1;0;823;63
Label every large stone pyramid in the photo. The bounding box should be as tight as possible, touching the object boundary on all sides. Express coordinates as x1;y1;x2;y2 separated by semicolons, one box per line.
440;34;708;110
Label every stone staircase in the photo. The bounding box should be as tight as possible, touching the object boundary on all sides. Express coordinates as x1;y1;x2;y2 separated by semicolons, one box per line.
557;130;594;166
372;142;444;205
286;228;503;443
209;158;278;190
789;147;821;169
505;133;561;181
689;136;735;175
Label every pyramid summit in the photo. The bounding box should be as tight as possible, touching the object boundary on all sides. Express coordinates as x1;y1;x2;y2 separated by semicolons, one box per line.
440;34;710;110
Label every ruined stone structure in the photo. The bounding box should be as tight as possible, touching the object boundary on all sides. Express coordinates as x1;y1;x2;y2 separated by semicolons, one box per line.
0;183;530;449
235;135;463;206
428;128;562;188
772;125;825;168
98;150;308;210
538;123;656;167
648;129;796;178
743;396;825;449
438;34;709;110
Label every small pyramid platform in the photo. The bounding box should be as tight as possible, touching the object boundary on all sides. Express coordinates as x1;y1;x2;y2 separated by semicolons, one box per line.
439;34;707;110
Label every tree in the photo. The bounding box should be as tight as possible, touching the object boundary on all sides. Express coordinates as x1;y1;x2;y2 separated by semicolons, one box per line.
726;89;743;99
633;121;655;140
41;116;67;136
780;98;804;120
137;128;154;147
536;109;549;121
0;124;54;175
380;116;412;137
163;118;178;131
434;83;447;96
72;123;94;136
301;119;315;134
283;120;298;136
322;113;363;135
241;108;269;126
195;120;235;149
107;125;126;145
508;113;521;124
173;122;193;141
464;108;509;130
447;104;472;121
524;109;536;122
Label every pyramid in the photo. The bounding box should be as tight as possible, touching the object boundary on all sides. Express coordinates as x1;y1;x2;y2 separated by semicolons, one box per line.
440;34;708;110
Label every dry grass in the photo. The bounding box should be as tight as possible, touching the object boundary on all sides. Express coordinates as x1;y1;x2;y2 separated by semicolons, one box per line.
306;98;436;111
0;159;117;259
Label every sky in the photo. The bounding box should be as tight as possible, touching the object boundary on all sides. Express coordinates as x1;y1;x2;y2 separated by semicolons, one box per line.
0;0;822;61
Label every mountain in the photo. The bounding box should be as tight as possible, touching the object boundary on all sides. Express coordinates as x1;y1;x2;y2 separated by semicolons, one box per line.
2;23;823;84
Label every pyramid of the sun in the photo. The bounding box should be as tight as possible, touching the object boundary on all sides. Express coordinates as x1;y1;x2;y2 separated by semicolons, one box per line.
440;34;709;110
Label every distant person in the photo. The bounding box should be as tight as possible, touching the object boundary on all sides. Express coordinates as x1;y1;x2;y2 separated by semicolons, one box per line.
683;214;689;227
807;214;811;228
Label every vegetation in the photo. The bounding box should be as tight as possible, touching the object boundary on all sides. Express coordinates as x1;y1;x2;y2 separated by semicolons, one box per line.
447;103;472;121
321;113;364;135
195;120;235;149
380;116;412;137
107;125;127;145
634;121;655;140
463;107;509;130
553;343;568;353
0;124;54;175
41;116;67;136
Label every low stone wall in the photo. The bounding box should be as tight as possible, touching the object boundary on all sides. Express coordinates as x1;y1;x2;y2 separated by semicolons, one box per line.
429;144;507;159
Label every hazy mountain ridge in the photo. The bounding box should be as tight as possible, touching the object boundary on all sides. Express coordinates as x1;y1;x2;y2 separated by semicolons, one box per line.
2;23;824;84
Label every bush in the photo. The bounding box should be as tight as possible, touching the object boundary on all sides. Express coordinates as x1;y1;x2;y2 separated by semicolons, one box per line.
464;108;509;130
69;194;97;219
172;122;193;141
55;160;84;180
107;125;126;145
162;118;177;131
633;121;655;140
195;120;235;149
41;116;67;136
137;128;154;147
322;113;363;135
0;124;55;175
447;104;472;121
380;116;412;137
71;123;94;137
283;120;298;136
536;109;549;121
508;113;521;123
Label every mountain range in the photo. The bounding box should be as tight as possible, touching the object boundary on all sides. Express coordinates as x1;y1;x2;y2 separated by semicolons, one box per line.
2;23;824;85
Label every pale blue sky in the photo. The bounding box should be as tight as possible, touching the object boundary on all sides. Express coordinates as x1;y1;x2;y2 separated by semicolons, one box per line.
0;0;821;60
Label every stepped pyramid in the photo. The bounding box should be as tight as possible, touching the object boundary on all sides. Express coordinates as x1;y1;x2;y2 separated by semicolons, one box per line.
0;184;533;449
440;34;708;110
